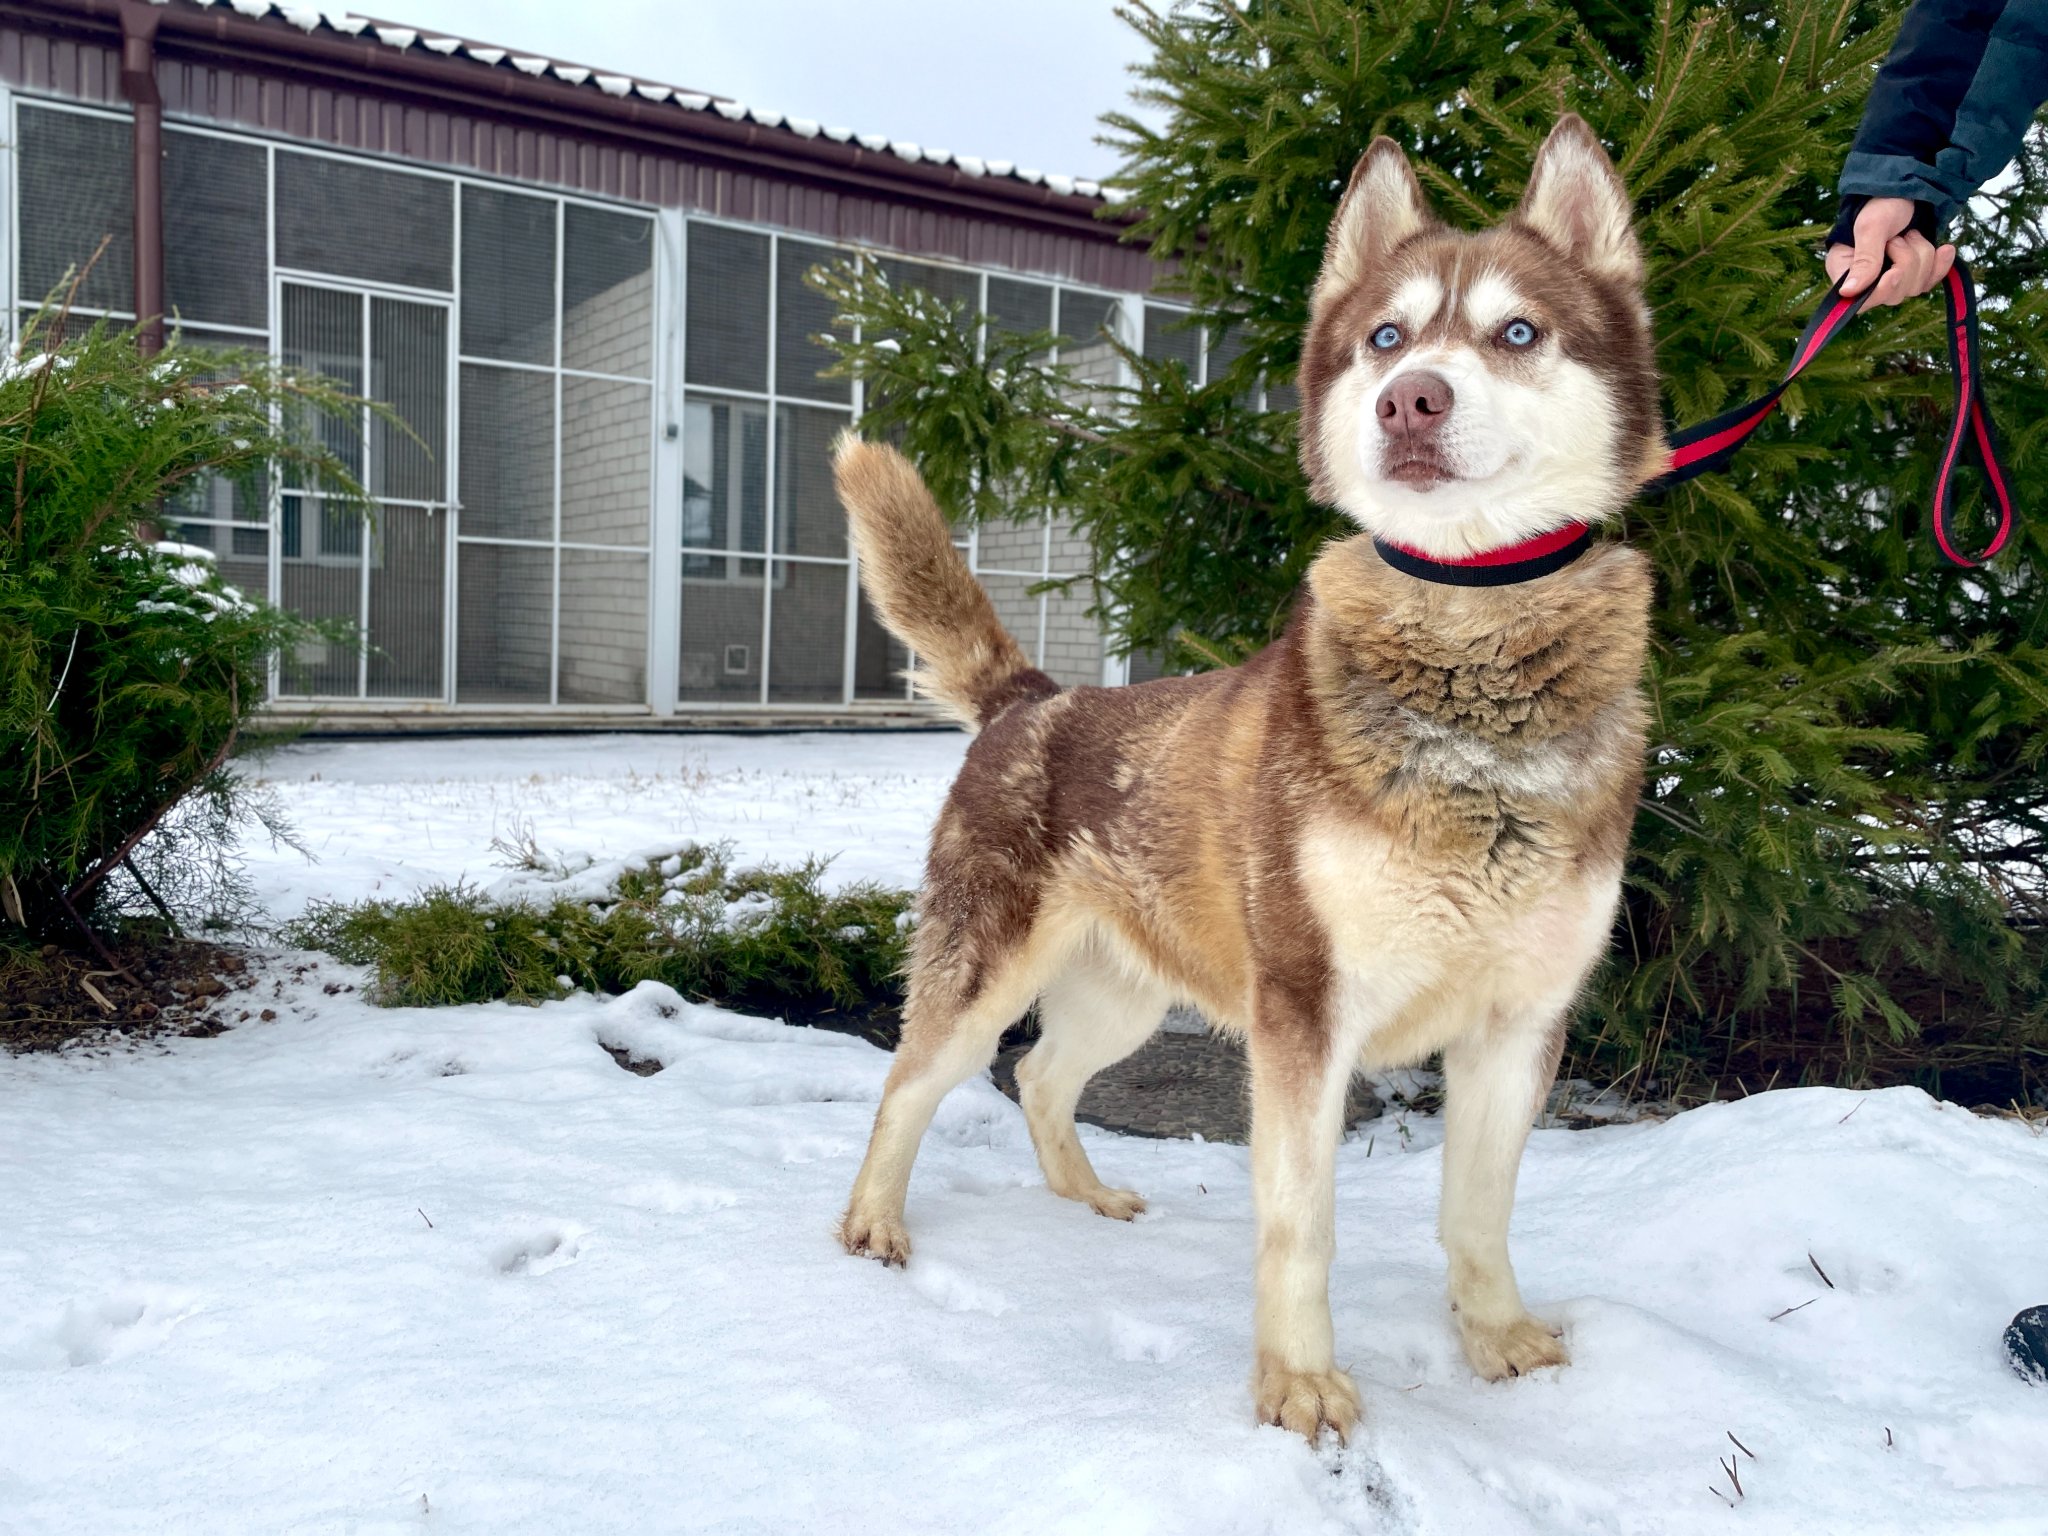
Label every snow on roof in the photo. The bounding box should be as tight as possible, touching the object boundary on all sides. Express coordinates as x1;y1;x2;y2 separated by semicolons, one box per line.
163;0;1124;204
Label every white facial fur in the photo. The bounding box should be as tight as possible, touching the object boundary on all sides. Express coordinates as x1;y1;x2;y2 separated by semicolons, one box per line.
1313;266;1626;558
1306;119;1647;558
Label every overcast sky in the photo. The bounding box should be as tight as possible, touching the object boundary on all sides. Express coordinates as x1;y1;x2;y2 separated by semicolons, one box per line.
379;1;1152;181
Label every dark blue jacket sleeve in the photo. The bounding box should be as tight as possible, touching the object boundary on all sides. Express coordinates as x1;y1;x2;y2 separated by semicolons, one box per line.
1830;0;2048;244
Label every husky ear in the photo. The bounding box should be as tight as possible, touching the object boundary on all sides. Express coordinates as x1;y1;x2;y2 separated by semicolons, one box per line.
1517;114;1641;283
1314;139;1437;310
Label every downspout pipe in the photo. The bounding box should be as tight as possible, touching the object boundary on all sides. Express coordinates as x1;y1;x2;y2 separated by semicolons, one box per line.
117;0;163;354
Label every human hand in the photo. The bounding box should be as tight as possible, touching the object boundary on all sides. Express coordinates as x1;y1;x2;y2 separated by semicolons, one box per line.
1823;196;1956;307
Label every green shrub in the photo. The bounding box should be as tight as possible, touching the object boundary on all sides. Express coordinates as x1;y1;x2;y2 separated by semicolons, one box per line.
815;0;2048;1102
0;298;364;942
285;843;914;1012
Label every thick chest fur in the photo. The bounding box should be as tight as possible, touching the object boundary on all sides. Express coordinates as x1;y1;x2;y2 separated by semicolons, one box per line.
1278;537;1652;1056
1299;535;1650;882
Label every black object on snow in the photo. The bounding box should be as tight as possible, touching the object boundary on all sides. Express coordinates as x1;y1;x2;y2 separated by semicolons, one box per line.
2006;1306;2048;1385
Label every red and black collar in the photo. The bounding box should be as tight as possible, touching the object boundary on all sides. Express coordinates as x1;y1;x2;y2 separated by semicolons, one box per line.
1372;521;1593;587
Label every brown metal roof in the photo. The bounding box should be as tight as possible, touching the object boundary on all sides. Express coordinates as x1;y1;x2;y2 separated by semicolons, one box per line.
4;0;1145;272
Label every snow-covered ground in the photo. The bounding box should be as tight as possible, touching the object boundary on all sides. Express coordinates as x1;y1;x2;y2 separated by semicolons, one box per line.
5;733;2048;1534
238;730;967;918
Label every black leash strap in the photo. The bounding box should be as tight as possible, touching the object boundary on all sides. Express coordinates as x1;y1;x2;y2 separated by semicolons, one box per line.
1647;257;2015;568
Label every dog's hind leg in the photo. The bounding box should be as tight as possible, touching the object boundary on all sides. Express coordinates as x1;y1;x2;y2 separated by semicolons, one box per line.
1439;1016;1571;1381
837;946;1046;1267
1015;947;1169;1220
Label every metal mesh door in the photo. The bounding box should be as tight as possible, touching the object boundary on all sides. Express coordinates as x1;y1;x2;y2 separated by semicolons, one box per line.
278;282;450;700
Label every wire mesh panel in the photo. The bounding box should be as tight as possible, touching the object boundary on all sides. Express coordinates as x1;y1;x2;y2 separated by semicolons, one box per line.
685;223;769;393
563;205;654;377
164;131;268;331
279;285;365;487
561;377;652;545
278;494;362;696
879;257;979;321
1058;289;1125;390
559;548;648;704
679;572;766;704
371;298;448;504
852;587;910;702
682;395;768;562
774;403;849;557
275;151;454;291
1205;323;1250;390
366;506;445;698
368;299;448;698
460;186;557;365
775;239;850;404
449;198;654;709
1125;646;1171;685
986;276;1053;352
458;365;555;540
1144;303;1201;380
768;560;847;703
17;105;134;315
278;282;450;701
456;541;552;703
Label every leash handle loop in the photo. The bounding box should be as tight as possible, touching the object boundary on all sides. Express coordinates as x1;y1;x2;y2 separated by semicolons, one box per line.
1649;257;2015;567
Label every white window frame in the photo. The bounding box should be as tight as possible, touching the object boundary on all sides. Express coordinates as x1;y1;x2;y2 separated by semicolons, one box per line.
7;87;1146;716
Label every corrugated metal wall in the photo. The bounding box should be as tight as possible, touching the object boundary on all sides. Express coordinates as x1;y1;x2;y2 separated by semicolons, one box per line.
0;16;1155;291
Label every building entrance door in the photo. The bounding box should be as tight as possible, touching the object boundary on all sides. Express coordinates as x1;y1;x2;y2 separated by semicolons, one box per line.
273;279;451;701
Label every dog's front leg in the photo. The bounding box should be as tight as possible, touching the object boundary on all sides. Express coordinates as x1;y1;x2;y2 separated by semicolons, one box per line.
1439;1019;1570;1380
1246;977;1363;1443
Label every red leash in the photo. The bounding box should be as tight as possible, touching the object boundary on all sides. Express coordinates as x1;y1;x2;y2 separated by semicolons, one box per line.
1649;257;2016;568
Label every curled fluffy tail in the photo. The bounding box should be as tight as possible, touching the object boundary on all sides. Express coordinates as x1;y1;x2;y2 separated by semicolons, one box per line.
832;434;1050;728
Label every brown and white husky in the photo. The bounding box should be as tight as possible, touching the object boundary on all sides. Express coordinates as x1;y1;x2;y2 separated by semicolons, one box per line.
832;115;1663;1442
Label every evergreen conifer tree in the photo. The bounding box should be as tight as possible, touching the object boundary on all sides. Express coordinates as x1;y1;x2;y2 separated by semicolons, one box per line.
815;0;2047;1099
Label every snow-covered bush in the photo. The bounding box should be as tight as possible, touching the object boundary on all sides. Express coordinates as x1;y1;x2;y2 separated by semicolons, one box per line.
0;302;365;943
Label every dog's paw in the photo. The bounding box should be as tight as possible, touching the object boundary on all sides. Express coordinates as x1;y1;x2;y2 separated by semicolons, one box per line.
837;1205;911;1267
1082;1185;1147;1221
1253;1357;1361;1443
1458;1311;1567;1381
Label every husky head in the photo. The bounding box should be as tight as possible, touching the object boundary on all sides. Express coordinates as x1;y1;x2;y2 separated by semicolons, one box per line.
1298;115;1664;558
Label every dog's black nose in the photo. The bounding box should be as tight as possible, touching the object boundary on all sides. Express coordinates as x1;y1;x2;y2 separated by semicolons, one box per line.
1375;370;1454;439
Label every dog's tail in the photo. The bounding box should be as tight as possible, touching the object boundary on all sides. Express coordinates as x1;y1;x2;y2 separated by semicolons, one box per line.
832;434;1050;728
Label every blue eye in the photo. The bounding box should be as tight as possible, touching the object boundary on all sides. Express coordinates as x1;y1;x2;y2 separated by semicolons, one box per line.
1370;324;1402;350
1501;318;1538;348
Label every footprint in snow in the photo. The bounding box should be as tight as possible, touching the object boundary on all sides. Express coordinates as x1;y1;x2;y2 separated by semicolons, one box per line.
772;1133;857;1164
617;1179;738;1215
906;1259;1012;1317
1099;1310;1185;1364
3;1290;200;1370
495;1227;585;1276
